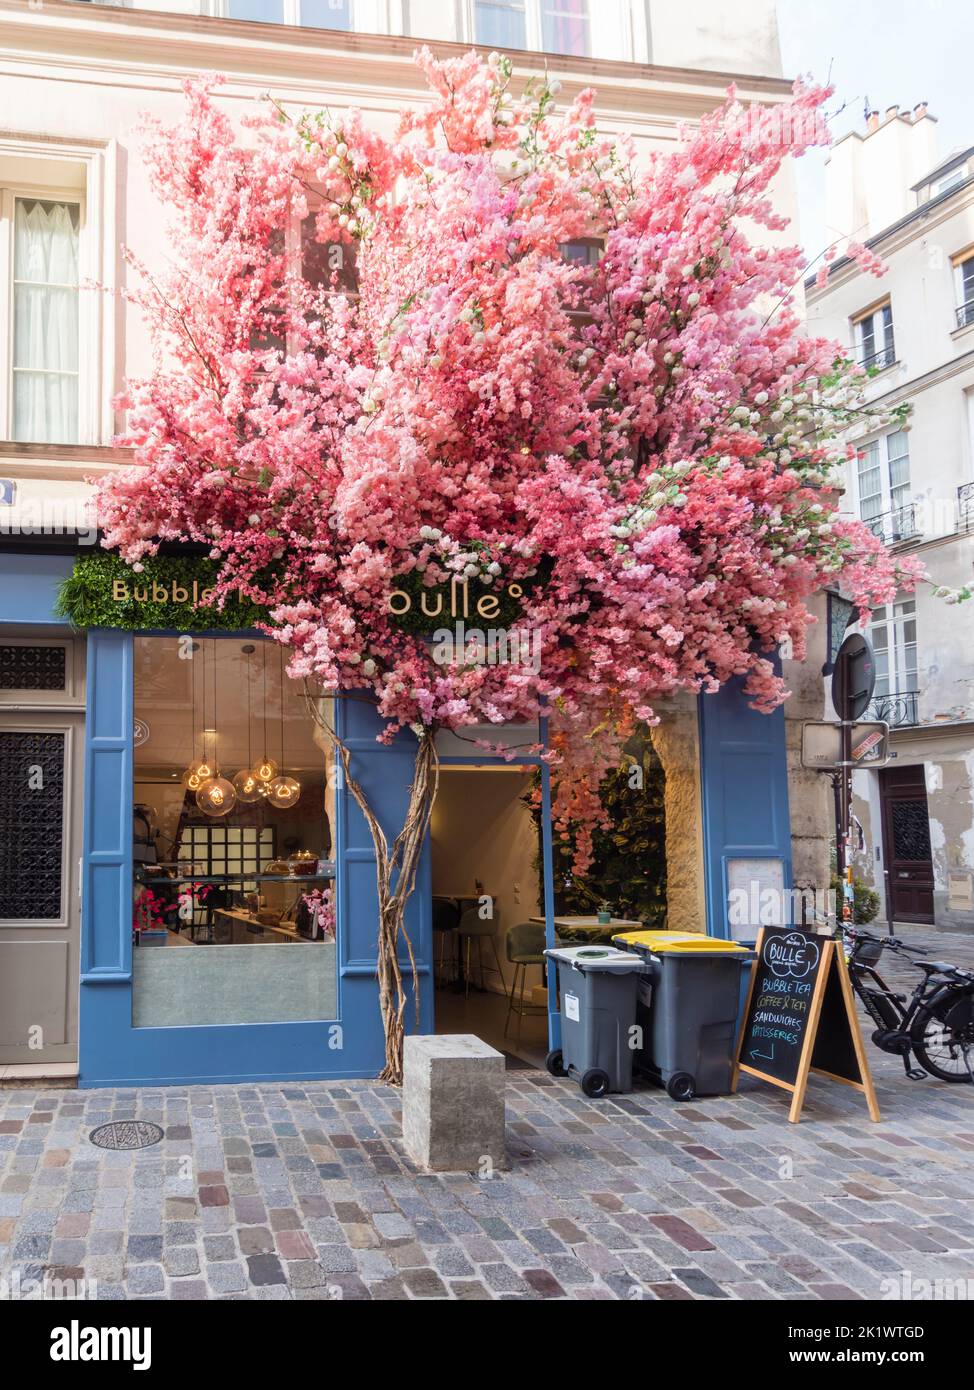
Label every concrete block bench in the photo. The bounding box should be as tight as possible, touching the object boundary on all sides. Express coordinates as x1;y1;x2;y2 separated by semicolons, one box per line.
402;1034;508;1173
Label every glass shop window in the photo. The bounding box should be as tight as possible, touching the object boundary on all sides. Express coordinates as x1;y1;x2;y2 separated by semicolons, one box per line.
131;636;338;1028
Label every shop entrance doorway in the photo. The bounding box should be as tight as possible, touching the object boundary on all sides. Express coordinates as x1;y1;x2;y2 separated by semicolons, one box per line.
431;765;550;1068
0;708;84;1067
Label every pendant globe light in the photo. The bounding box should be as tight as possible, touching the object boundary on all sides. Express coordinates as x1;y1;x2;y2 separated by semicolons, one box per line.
267;645;302;809
232;645;263;804
197;774;237;817
181;641;213;791
195;641;236;817
267;774;301;810
252;644;279;791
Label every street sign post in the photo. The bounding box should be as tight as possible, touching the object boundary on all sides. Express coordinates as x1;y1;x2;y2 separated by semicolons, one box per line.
831;632;875;721
801;720;890;770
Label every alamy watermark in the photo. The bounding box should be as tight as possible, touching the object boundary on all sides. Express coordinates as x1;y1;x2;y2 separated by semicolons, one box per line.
0;496;97;546
0;1266;95;1301
881;1271;974;1301
728;883;835;929
431;621;542;674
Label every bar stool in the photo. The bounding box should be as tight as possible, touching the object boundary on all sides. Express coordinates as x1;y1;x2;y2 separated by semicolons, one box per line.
504;922;547;1044
456;906;504;998
432;896;461;987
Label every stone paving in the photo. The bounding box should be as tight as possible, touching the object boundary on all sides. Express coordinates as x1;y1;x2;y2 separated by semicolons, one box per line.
2;930;974;1301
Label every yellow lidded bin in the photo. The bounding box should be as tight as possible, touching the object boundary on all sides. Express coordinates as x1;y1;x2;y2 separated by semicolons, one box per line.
612;930;748;955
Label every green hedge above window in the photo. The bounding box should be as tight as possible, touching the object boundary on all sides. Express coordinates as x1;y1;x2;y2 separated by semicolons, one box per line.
55;553;269;632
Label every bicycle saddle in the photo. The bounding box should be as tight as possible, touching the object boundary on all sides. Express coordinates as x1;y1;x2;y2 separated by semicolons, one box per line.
915;960;958;975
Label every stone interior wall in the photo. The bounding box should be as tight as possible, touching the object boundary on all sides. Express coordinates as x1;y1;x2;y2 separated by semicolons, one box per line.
783;593;832;899
649;694;706;935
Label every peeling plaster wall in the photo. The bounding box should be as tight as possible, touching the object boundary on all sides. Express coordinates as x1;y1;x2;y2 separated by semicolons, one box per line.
848;736;974;931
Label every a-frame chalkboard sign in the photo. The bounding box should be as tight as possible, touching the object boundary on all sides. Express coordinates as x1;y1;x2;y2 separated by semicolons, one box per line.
732;925;880;1124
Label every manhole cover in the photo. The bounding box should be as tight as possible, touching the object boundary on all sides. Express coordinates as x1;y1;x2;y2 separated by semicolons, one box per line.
89;1120;164;1151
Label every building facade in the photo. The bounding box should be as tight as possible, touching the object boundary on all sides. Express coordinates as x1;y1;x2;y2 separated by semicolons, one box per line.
0;0;824;1087
808;105;974;932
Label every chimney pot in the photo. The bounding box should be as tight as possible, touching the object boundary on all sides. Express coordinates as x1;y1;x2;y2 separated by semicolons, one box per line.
913;102;928;121
885;104;899;122
867;110;880;133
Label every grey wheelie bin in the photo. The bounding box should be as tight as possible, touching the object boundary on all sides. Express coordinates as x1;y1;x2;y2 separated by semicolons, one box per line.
543;945;648;1097
612;931;753;1101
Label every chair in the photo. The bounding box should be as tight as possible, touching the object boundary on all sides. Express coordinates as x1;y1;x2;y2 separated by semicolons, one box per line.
504;922;547;1044
455;906;504;999
432;896;461;987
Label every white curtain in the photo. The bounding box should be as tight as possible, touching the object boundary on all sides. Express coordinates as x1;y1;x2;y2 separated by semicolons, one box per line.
13;198;80;444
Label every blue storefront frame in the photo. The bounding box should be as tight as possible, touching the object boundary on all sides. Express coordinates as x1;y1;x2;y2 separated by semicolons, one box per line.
79;629;432;1086
0;553;796;1086
76;628;559;1087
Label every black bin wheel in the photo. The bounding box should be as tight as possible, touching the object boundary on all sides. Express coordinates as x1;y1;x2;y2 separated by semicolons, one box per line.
666;1072;695;1102
580;1067;611;1098
545;1049;568;1078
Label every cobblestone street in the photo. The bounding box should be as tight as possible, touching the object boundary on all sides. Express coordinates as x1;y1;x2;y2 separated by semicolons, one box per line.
2;931;973;1302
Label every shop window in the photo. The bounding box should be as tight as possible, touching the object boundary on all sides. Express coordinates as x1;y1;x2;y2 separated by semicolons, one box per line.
131;636;338;1028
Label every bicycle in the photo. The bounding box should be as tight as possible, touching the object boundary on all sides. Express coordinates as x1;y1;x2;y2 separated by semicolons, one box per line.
844;927;974;1084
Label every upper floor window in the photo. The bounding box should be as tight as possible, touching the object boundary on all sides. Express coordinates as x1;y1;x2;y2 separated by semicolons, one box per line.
856;430;915;544
560;237;602;267
869;595;918;699
249;210;357;355
853;300;895;373
226;0;352;28
936;164;968;197
474;0;591;57
2;192;80;445
953;250;974;330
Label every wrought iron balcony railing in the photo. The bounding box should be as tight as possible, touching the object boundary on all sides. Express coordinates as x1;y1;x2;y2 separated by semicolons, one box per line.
857;341;897;372
956;298;974;330
865;503;920;545
960;481;974;531
867;690;920;728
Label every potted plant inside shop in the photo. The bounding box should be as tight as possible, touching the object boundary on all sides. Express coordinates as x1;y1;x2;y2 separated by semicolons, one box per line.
597;902;613;927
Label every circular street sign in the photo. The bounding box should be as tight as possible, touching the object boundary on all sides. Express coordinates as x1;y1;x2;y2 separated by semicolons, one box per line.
831;633;876;721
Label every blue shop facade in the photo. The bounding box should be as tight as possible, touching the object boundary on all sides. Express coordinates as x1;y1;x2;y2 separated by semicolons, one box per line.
0;548;795;1089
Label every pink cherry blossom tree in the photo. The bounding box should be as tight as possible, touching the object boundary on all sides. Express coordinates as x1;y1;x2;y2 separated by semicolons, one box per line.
99;50;933;1082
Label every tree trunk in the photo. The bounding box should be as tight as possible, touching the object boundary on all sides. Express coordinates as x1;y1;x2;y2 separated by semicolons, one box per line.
327;720;439;1085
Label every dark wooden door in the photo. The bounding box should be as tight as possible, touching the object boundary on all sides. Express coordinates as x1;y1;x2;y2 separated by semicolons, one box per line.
880;765;935;924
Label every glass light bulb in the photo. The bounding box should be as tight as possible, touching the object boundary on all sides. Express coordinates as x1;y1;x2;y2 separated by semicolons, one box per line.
267;775;301;809
182;760;212;791
196;776;237;817
232;768;263;803
252;757;279;785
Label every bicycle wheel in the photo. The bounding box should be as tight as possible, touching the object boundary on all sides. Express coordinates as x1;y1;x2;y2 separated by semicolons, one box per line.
912;986;974;1083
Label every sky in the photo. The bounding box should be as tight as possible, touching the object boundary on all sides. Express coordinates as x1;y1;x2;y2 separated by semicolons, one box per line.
775;0;974;257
